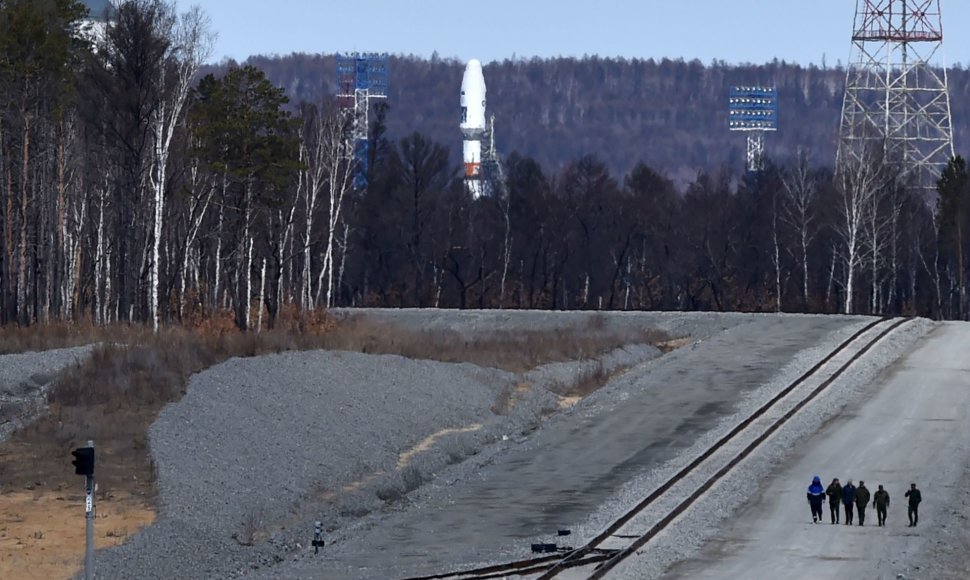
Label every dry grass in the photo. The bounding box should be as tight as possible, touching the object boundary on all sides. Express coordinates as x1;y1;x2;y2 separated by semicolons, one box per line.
317;314;669;372
0;320;128;355
0;307;339;498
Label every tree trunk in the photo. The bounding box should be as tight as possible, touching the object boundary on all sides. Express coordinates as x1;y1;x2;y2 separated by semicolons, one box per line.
17;113;30;325
257;257;266;333
958;218;965;319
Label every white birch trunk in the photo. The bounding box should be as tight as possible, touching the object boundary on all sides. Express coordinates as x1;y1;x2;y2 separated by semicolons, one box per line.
104;248;113;324
179;174;213;320
213;186;225;309
95;185;106;324
336;222;350;304
772;191;782;313
245;236;253;330
499;194;512;309
257;258;266;333
150;101;165;332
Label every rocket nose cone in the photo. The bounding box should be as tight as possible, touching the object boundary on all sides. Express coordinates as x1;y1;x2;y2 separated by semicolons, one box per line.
461;58;486;96
463;59;484;83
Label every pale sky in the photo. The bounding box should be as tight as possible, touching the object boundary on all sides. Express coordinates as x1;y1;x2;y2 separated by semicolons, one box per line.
179;1;970;67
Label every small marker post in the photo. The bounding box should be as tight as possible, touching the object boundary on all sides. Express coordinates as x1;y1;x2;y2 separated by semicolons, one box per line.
312;521;325;554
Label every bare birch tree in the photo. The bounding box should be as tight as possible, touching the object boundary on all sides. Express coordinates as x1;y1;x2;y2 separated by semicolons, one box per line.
836;149;882;314
862;175;897;314
147;4;214;332
311;109;354;308
178;153;214;319
781;151;818;307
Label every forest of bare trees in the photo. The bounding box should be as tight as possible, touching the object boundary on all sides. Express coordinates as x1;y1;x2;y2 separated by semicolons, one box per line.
0;0;968;332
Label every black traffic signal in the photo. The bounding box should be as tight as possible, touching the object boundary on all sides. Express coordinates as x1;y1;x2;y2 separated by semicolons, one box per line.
71;446;94;476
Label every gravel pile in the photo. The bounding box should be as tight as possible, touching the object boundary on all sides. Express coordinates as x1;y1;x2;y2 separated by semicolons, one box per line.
0;345;94;442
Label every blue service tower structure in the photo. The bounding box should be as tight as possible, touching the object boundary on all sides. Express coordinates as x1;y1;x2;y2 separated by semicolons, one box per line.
729;86;778;173
337;53;388;189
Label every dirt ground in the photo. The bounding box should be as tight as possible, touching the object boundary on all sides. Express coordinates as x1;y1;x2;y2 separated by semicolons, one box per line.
0;490;154;580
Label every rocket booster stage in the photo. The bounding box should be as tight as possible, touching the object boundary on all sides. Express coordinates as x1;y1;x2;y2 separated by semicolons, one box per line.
460;59;486;198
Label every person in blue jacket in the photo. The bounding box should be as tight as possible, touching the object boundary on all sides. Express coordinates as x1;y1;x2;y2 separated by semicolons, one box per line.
842;479;857;525
806;475;826;523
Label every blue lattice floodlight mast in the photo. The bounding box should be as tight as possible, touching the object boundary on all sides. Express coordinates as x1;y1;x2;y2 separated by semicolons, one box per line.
336;53;388;189
729;86;778;172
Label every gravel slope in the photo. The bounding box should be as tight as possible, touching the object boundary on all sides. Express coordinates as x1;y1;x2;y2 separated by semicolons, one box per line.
0;346;94;442
94;349;581;579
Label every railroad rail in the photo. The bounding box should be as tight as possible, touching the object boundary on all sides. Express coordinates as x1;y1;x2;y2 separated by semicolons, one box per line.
404;317;909;580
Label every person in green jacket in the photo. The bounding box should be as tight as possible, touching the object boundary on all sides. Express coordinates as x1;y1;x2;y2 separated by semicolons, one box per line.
825;478;843;524
855;480;871;526
873;484;890;526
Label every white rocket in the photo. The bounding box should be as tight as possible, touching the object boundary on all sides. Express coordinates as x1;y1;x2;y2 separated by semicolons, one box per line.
460;59;487;198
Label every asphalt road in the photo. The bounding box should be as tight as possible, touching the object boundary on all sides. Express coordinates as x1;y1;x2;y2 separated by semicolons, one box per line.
665;322;970;579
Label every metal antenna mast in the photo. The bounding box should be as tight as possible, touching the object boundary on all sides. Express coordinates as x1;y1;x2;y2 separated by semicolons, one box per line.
336;53;388;190
837;0;954;193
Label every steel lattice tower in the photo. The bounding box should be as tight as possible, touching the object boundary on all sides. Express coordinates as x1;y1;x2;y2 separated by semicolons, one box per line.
837;0;954;192
336;53;388;189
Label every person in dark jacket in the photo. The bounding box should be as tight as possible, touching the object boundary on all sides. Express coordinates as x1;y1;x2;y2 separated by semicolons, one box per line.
841;479;856;525
855;481;871;526
806;475;825;523
905;483;922;526
873;484;890;526
825;478;843;524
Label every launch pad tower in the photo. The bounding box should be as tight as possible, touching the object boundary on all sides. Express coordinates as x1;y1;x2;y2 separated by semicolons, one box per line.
480;115;506;198
729;86;778;173
837;0;954;192
337;53;388;189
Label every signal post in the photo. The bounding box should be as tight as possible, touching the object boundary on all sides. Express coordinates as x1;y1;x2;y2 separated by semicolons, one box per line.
72;441;95;580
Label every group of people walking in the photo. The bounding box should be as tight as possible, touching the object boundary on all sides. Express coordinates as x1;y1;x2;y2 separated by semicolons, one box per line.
806;476;922;527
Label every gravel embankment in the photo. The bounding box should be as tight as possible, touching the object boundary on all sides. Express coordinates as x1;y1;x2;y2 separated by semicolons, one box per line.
93;310;712;579
0;346;94;442
94;311;900;579
333;308;747;342
96;341;661;579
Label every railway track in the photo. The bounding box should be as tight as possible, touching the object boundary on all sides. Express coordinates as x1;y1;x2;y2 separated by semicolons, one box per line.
404;316;910;580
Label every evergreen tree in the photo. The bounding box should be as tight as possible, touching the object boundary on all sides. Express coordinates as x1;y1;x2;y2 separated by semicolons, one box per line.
937;156;970;319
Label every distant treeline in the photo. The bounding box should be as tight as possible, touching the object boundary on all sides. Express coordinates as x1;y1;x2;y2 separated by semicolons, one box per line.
0;0;968;331
242;53;970;184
